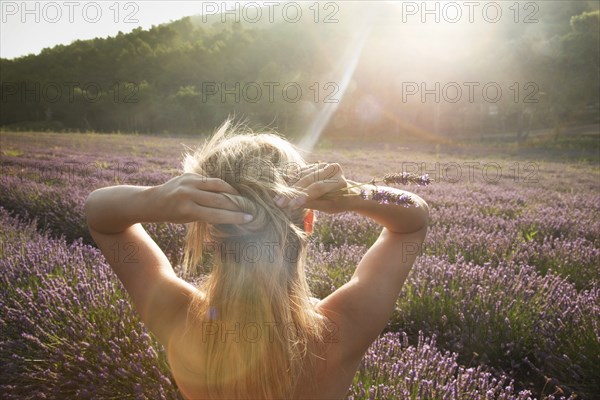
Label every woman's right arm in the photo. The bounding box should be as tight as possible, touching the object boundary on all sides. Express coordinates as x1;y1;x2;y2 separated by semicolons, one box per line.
285;163;429;362
342;178;429;234
283;167;429;233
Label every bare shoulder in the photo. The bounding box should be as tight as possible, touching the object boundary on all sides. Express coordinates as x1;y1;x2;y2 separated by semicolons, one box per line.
165;300;212;399
291;306;363;400
167;301;352;400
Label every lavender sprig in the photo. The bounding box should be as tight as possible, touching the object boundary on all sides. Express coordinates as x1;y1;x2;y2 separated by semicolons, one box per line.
378;172;431;186
360;188;417;208
325;172;431;208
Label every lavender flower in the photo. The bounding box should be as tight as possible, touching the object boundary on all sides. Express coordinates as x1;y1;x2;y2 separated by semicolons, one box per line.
0;208;181;399
323;171;431;208
360;188;417;207
379;172;432;186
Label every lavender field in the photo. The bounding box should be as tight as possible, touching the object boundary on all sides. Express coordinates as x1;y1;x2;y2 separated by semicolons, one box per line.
0;131;598;399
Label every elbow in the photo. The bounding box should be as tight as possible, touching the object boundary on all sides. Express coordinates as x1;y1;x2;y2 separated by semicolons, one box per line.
423;200;431;226
417;198;430;231
83;190;99;229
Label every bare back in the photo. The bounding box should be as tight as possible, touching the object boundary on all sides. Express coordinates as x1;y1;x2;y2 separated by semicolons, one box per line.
166;303;363;399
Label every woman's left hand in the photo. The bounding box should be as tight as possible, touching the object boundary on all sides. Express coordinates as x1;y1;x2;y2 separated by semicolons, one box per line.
274;163;353;214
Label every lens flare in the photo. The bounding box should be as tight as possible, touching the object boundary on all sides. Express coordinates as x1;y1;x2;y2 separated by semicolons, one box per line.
297;9;376;151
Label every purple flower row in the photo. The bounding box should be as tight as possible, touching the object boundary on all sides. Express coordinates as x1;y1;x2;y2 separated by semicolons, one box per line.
347;331;558;400
0;208;182;399
2;134;599;398
1;207;552;400
395;255;599;399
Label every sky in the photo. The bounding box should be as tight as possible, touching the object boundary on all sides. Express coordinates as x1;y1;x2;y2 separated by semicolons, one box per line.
0;1;244;59
0;0;543;60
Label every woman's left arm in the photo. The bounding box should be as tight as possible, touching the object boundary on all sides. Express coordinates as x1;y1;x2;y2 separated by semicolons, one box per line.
84;173;251;346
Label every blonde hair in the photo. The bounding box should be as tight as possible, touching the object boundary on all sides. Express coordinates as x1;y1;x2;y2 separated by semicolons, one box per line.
179;118;327;399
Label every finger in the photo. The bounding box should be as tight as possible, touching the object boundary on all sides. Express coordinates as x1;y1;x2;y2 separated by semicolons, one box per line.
284;163;320;187
298;163;322;176
291;177;346;209
302;162;330;177
189;176;240;195
276;163;340;209
296;162;329;179
274;164;317;206
289;164;341;203
193;205;253;224
290;164;330;191
190;190;241;212
308;163;343;187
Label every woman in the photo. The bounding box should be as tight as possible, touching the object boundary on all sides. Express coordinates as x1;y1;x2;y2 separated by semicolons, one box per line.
84;119;429;399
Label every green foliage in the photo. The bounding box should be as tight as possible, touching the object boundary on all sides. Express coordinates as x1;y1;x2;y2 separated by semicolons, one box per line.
1;4;598;136
0;13;347;136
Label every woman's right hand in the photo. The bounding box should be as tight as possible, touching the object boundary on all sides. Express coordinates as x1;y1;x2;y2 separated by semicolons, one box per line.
151;172;253;224
274;163;356;214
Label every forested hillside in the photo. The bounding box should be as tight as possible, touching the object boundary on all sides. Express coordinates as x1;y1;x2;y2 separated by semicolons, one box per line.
0;2;597;137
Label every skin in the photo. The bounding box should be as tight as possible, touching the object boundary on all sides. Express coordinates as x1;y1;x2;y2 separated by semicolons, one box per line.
84;162;429;399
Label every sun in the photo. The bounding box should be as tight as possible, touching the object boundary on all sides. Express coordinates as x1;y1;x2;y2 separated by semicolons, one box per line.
371;1;502;75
